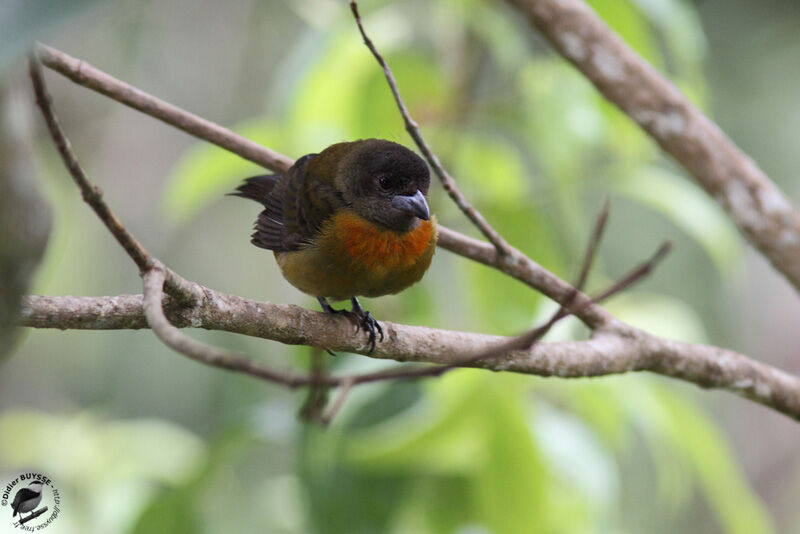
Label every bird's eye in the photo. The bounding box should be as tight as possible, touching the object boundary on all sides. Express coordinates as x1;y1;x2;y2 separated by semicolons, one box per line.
378;176;391;190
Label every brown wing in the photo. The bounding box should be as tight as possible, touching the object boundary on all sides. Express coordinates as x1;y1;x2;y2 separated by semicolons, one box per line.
231;153;343;252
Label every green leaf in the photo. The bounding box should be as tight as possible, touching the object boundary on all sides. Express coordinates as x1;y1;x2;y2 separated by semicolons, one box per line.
343;371;492;474
130;426;251;534
0;410;206;485
129;487;200;534
354;51;448;140
470;382;547;534
518;61;608;181
653;386;773;534
615;166;743;277
338;372;596;533
604;292;709;344
632;0;709;100
451;133;529;205
548;379;631;452
299;424;410;534
534;404;620;510
612;381;772;533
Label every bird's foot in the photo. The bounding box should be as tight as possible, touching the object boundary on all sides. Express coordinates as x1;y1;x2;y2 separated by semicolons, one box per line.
317;297;345;315
355;311;383;354
317;297;345;356
349;297;384;354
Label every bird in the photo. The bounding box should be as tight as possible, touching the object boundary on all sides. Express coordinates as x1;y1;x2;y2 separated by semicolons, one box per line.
231;138;437;352
11;481;44;521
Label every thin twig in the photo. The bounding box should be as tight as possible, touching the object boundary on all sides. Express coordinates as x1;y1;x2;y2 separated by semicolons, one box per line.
591;241;672;303
575;198;610;292
320;377;356;425
28;57;153;273
142;266;318;388
349;0;513;256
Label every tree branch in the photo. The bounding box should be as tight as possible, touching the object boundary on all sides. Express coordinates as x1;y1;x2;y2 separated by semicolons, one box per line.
18;292;800;420
503;0;800;293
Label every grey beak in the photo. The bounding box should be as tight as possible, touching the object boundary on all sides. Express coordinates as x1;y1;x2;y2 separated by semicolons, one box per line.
391;190;430;221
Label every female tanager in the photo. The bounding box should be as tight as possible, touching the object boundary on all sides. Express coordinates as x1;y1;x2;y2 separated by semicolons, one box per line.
232;138;437;351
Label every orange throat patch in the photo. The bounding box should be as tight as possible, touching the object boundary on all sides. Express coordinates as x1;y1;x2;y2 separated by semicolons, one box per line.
334;212;435;270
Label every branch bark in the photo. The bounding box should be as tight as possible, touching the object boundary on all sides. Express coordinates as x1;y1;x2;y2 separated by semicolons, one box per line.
18;292;800;420
503;0;800;292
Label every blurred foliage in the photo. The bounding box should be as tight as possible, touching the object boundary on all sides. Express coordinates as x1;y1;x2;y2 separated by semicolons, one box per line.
0;0;776;532
0;410;206;533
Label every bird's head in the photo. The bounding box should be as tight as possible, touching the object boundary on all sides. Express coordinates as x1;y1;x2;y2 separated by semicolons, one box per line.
337;139;431;232
27;481;44;492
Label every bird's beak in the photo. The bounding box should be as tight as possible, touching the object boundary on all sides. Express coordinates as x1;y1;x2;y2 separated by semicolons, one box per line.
391;190;430;221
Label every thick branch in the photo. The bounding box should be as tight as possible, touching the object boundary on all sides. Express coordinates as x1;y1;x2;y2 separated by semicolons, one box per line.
18;292;800;420
503;0;800;292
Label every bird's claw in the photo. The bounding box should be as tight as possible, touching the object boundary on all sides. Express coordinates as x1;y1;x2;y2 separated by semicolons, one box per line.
353;310;383;354
320;297;384;353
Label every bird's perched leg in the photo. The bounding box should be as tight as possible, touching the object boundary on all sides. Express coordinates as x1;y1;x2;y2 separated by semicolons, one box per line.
350;297;384;353
317;296;384;353
316;297;344;356
317;296;343;314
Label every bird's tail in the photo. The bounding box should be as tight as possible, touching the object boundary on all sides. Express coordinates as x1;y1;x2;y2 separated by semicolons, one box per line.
228;174;280;206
